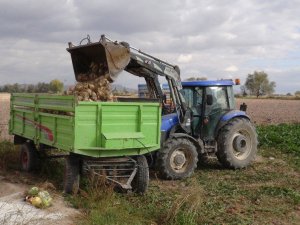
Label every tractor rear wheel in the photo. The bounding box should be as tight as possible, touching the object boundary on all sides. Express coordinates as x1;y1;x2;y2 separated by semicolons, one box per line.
20;143;38;172
157;138;198;180
132;155;149;194
217;118;257;169
64;154;80;194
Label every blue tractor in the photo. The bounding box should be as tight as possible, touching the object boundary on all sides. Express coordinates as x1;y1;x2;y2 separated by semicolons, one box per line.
70;35;258;181
157;79;257;179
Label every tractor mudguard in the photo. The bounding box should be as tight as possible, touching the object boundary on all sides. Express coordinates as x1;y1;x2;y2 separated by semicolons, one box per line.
169;133;204;154
215;110;251;138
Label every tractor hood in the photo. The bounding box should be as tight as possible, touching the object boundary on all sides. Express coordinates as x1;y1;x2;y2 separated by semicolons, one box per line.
161;113;179;132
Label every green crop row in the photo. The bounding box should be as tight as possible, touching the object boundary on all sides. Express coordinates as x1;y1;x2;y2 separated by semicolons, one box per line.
257;123;300;154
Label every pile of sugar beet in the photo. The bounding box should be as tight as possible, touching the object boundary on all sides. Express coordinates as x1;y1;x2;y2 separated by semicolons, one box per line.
42;62;113;115
65;62;114;102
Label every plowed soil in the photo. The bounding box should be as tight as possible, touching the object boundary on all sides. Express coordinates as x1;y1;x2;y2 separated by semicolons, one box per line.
236;98;300;125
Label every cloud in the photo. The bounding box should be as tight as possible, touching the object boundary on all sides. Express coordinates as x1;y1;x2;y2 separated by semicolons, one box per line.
0;0;300;94
177;54;193;63
225;65;239;72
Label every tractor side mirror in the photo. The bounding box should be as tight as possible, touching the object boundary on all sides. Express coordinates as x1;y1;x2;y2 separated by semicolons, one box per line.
206;94;213;105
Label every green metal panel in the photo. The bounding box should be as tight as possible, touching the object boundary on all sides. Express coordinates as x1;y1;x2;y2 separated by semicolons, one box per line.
38;113;74;150
37;94;75;112
11;108;36;141
10;94;75;150
10;93;161;158
74;101;161;157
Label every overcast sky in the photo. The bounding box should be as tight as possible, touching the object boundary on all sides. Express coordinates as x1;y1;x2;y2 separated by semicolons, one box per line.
0;0;300;94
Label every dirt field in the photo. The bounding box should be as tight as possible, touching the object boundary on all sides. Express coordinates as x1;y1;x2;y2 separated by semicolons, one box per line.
236;98;300;125
0;94;11;141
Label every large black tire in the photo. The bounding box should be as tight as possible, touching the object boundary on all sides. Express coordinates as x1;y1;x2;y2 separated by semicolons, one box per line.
132;155;149;194
20;143;38;172
216;118;258;169
157;138;198;180
64;154;80;194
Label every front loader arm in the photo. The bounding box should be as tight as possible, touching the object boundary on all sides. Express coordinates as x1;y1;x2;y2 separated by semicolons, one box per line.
67;34;188;129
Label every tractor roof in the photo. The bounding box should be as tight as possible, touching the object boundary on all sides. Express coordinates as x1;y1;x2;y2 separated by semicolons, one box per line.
182;80;234;87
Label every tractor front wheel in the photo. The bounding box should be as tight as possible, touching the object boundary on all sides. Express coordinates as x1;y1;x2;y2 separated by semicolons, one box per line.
217;118;258;169
157;138;198;180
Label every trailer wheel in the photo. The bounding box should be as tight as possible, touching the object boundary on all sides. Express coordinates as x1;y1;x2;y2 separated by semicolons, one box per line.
64;154;80;194
217;118;258;169
132;155;149;194
20;143;38;172
157;138;198;180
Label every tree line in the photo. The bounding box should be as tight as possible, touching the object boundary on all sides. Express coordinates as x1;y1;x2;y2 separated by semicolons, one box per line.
0;79;64;94
186;71;300;97
1;73;299;97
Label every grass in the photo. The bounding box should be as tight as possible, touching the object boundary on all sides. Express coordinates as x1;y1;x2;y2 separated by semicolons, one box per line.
70;152;299;225
1;123;300;224
67;123;300;225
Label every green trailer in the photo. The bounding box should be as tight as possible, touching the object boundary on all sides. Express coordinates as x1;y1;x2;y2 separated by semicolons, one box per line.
9;93;161;193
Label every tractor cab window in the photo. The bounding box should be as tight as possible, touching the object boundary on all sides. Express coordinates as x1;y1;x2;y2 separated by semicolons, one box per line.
194;87;203;105
180;88;193;108
180;87;204;109
205;86;229;113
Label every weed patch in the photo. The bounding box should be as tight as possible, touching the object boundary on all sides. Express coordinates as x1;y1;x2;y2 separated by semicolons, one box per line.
257;124;300;154
0;141;18;170
257;124;300;169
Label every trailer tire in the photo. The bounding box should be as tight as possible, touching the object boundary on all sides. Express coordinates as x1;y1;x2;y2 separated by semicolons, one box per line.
20;143;38;172
217;118;257;169
157;138;198;180
132;155;149;194
64;154;80;194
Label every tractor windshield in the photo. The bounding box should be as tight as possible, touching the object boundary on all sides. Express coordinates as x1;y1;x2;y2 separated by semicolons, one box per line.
206;86;229;110
205;86;235;110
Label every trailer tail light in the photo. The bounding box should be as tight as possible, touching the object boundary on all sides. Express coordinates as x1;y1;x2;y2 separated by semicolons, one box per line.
235;78;240;85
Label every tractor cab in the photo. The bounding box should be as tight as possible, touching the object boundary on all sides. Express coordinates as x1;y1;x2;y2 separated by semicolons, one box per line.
180;80;246;142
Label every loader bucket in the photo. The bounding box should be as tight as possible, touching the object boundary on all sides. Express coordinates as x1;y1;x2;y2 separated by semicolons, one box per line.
67;41;130;82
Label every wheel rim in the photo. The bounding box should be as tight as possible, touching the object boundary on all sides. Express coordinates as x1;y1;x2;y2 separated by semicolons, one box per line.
170;148;192;173
231;129;252;160
21;150;29;170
